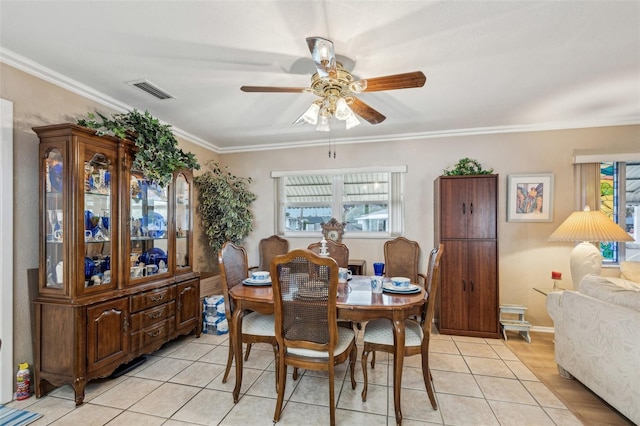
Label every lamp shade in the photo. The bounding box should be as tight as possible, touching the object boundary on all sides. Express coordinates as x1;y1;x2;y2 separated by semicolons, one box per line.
548;206;633;243
548;206;633;289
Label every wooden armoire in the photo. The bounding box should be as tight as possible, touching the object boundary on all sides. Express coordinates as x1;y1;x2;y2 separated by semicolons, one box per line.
434;174;500;338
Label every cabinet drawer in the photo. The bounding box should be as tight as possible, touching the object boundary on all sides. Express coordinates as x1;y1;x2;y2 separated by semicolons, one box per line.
130;285;175;312
130;301;175;331
131;319;171;352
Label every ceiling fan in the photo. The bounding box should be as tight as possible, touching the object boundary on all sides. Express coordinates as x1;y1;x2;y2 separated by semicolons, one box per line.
240;37;426;131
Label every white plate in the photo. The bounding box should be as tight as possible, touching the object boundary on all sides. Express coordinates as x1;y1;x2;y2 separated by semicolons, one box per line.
243;278;272;286
382;282;420;294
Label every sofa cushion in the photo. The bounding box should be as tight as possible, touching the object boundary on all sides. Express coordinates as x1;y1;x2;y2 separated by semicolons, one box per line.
620;261;640;283
579;274;640;312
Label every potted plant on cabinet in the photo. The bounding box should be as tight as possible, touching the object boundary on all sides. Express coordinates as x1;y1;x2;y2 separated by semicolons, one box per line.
77;110;200;186
442;157;493;176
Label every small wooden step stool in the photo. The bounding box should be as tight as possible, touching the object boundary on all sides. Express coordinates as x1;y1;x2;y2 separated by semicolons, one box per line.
499;304;531;343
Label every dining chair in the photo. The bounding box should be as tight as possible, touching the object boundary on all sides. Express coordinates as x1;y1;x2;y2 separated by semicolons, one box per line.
307;239;349;268
270;249;357;426
258;235;289;271
218;241;278;384
384;237;426;285
360;244;444;410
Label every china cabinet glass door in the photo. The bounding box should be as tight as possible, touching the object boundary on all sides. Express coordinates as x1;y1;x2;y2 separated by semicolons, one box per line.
44;148;64;290
83;153;113;290
128;172;170;284
175;172;192;272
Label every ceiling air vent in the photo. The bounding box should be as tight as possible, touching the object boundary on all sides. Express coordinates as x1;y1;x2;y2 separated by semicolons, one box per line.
127;79;175;100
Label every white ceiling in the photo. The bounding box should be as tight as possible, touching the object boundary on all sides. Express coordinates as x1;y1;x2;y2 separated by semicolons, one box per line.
1;1;639;153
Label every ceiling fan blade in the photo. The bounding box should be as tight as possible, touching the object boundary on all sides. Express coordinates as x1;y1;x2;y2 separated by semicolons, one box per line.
306;36;336;79
240;86;307;93
349;98;386;125
362;71;426;92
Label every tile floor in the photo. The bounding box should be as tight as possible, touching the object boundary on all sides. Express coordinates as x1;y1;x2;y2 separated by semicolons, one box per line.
6;329;583;425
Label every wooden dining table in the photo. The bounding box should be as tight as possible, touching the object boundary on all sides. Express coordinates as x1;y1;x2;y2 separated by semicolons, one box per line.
229;275;426;425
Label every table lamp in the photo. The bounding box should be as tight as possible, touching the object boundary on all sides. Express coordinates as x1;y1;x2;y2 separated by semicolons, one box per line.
548;206;633;289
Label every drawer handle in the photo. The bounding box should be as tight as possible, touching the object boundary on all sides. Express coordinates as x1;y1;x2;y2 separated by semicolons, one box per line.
147;329;162;338
147;310;163;319
149;294;165;302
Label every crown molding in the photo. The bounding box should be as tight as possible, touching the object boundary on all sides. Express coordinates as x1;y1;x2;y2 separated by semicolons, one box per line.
3;47;638;156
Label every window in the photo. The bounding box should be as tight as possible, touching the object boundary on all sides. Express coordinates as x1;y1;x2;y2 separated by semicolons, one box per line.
600;161;639;263
272;166;406;238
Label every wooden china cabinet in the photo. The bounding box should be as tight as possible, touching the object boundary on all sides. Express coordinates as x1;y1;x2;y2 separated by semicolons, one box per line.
34;123;201;405
434;174;500;338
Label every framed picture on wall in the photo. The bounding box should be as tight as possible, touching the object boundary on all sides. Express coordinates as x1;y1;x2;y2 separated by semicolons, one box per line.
507;174;554;222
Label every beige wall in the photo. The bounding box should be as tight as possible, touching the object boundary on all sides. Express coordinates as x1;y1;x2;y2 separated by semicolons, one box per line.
3;61;639;374
223;126;640;330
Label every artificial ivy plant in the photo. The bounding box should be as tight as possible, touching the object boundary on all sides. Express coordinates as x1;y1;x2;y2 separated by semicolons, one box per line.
194;161;257;253
77;110;200;186
442;157;494;176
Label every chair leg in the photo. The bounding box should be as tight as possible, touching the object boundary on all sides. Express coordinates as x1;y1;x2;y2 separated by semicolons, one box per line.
349;344;357;390
293;367;299;380
272;344;279;392
328;364;336;426
274;356;287;422
361;347;369;401
421;350;437;410
370;350;376;369
244;342;253;361
222;341;234;384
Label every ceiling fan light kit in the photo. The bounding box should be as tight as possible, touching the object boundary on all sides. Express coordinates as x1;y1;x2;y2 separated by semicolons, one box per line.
241;36;426;132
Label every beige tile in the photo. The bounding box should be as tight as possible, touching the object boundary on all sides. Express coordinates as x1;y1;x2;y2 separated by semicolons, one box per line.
169;361;226;387
485;338;506;346
209;365;263;395
456;342;500;359
399;366;429;391
338;381;388;416
132;357;193;382
437;393;499;425
475;376;538;405
153;338;186;357
451;335;487;344
543;407;584;425
465;356;516;378
219;394;276;426
488;399;556;425
165;342;216;360
355;358;389;385
171;388;235;425
336;409;388;425
197;333;230;345
289;375;341;406
48;403;121;425
388;387;442;423
275;401;330;426
245;370;297;400
523;381;566;409
493;344;520;361
106;410;166;425
90;377;163;409
19;396;77;425
429;338;460;355
163;420;202;426
429;352;469;374
431;369;483;398
128;382;200;418
505;359;540;381
242;347;279;370
199;345;234;365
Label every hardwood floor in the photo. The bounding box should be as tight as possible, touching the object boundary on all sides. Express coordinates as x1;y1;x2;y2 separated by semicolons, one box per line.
505;330;634;426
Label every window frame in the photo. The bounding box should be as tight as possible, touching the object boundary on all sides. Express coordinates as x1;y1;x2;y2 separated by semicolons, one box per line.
272;165;407;239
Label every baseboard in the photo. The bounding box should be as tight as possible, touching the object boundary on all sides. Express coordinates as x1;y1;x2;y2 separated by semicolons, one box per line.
530;326;554;333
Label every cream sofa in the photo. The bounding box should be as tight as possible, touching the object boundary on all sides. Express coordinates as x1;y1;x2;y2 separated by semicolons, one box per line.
547;273;640;424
